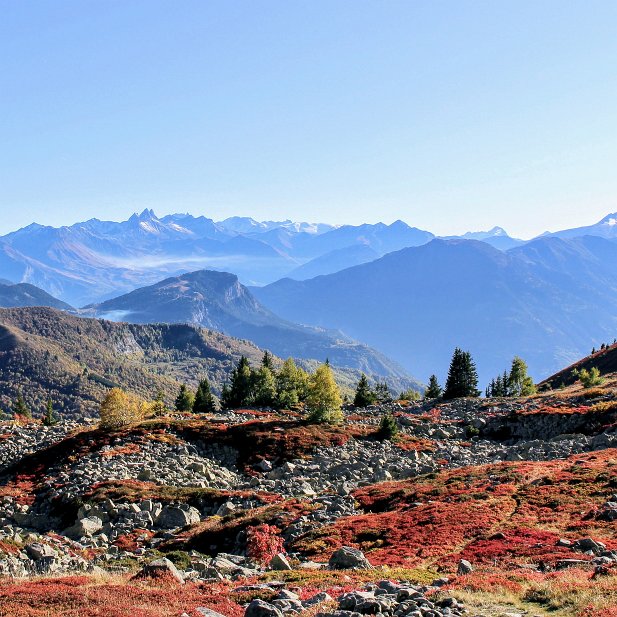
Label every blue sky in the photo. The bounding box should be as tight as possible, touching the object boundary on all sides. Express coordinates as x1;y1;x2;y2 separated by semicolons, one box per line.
0;1;615;238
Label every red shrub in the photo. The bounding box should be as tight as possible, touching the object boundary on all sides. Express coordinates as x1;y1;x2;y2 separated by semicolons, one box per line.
246;524;285;565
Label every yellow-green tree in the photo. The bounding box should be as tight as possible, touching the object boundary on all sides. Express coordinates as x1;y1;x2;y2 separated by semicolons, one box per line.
276;358;309;409
99;388;148;429
306;363;343;424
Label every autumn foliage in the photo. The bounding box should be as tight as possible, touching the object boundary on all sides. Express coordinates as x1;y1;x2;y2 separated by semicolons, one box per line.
246;524;285;565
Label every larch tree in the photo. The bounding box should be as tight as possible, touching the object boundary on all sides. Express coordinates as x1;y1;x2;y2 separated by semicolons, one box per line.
99;388;147;429
252;365;277;408
275;358;308;409
306;363;343;424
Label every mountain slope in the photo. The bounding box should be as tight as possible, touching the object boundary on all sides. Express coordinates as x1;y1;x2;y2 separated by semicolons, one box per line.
548;212;617;240
0;307;270;418
279;220;434;260
0;282;73;310
286;244;380;280
254;237;617;383
3;210;617;308
87;270;417;391
539;340;617;389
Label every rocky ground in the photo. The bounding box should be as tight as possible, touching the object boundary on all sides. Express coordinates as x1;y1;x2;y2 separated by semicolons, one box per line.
1;380;617;616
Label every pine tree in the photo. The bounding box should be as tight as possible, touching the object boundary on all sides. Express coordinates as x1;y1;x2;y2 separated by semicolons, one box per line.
175;384;195;412
193;377;217;413
502;370;510;396
220;384;232;410
252;366;277;408
12;393;31;419
353;373;376;407
306;363;343;424
223;356;254;408
425;375;442;399
42;399;58;426
374;382;393;404
485;378;496;398
443;348;480;400
261;350;274;371
378;413;398;440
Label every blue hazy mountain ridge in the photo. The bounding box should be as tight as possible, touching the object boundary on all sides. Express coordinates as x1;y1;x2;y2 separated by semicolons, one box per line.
2;210;617;383
86;269;416;388
252;235;617;384
0;210;300;305
442;227;525;250
286;244;381;281
0;281;73;310
0;211;438;305
546;212;617;240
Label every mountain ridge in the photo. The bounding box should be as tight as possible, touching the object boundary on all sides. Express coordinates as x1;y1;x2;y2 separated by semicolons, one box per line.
253;236;617;383
86;269;418;391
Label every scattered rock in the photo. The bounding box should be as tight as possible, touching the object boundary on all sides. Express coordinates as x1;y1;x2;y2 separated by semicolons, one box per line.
134;558;185;584
329;547;373;570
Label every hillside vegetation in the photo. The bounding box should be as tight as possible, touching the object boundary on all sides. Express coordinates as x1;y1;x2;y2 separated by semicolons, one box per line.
0;307;267;418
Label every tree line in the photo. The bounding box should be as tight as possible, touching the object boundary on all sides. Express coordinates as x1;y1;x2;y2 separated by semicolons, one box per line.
383;348;538;402
99;353;345;429
0;394;59;425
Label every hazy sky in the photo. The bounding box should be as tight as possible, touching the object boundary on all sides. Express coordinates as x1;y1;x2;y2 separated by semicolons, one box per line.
1;1;615;238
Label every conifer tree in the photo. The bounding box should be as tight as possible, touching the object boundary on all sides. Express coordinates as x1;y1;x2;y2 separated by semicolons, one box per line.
374;382;393;404
576;366;604;388
42;399;58;426
378;413;398;440
443;348;480;400
261;350;274;371
252;366;277;408
12;393;31;418
175;384;195;412
425;374;442;399
222;356;253;408
353;373;376;407
193;377;217;413
502;370;510;396
220;384;232;410
399;388;420;401
306;363;343;424
151;389;168;416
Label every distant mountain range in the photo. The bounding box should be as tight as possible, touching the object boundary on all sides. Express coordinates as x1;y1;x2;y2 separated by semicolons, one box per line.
84;270;416;393
0;209;540;306
1;210;617;386
254;235;617;384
